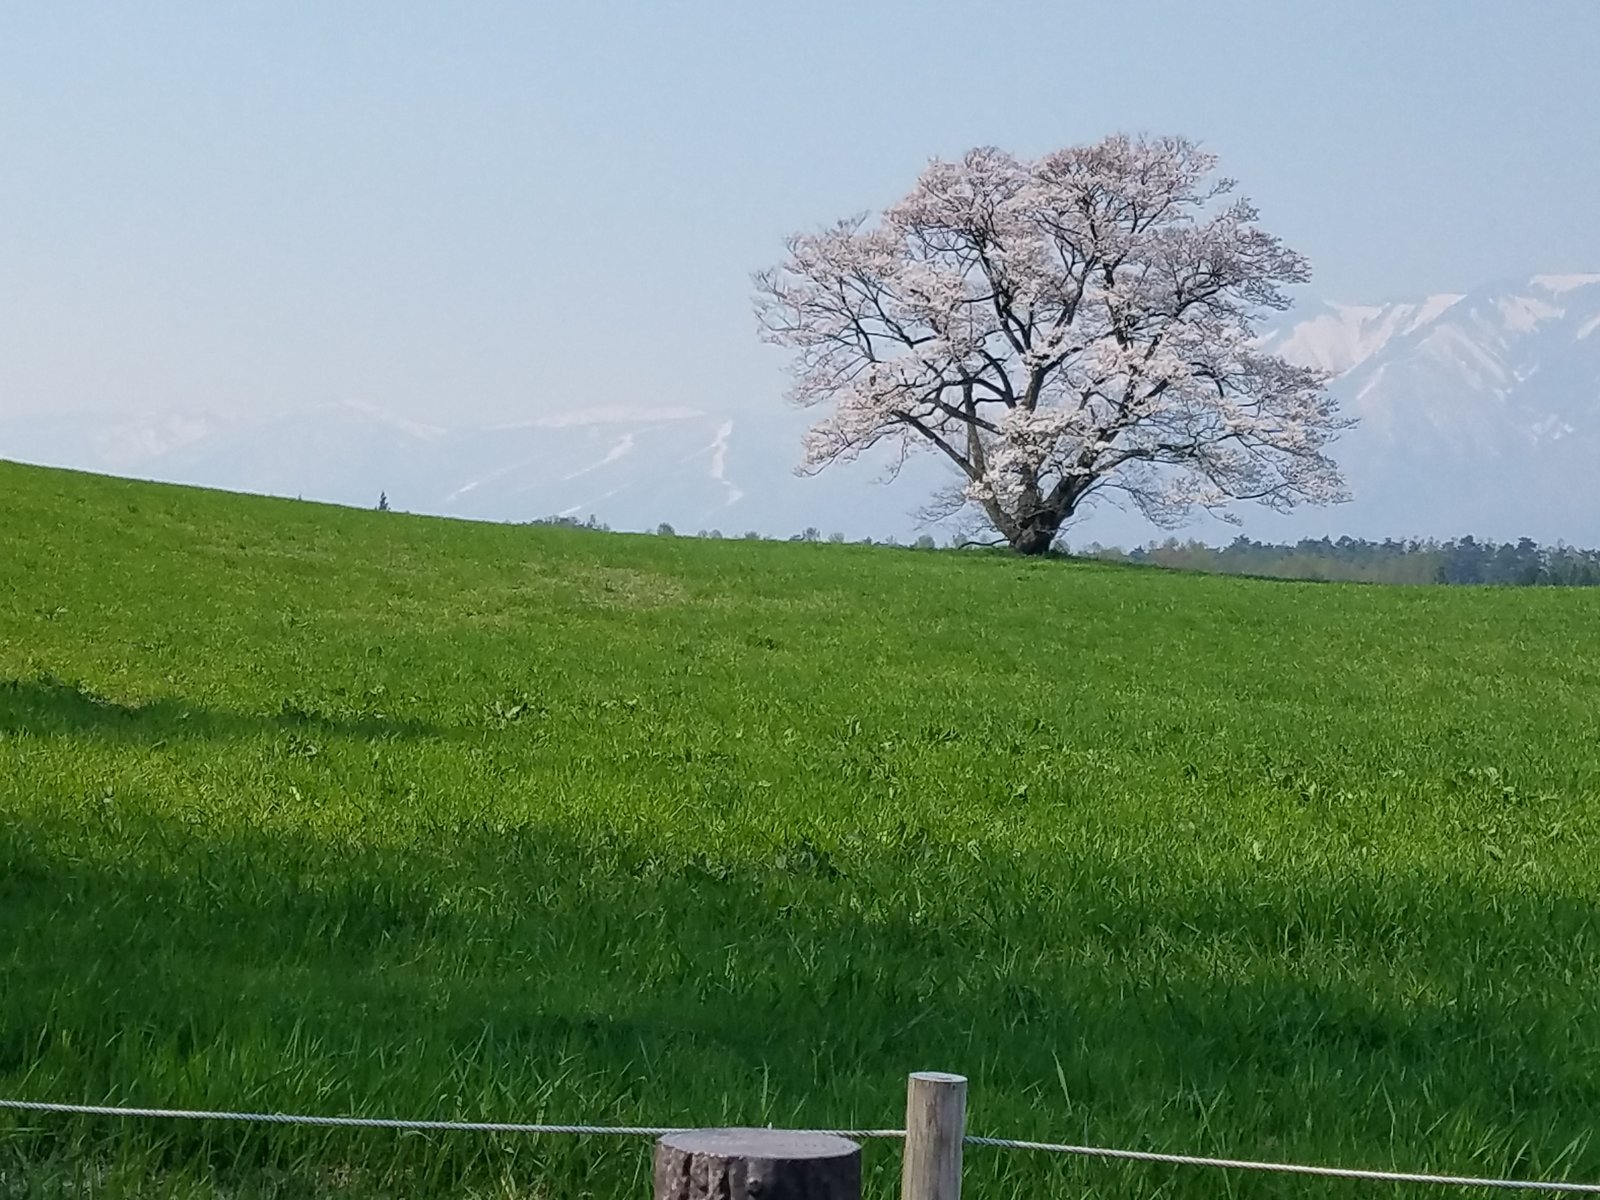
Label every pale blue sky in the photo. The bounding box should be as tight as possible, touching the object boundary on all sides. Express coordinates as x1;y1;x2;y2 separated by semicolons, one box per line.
2;1;1597;424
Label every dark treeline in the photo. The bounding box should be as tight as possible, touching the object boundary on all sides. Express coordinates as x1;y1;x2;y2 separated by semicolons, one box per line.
1079;535;1600;586
523;512;1600;586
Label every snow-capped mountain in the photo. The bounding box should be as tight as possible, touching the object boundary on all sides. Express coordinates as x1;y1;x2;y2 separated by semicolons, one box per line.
1259;293;1469;376
3;272;1598;545
1255;273;1600;543
0;399;945;541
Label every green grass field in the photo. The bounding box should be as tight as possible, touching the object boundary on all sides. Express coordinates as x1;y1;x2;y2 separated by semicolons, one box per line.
3;459;1599;1199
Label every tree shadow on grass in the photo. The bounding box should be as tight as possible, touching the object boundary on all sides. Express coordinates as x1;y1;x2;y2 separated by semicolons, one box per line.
4;812;1600;1198
0;675;443;742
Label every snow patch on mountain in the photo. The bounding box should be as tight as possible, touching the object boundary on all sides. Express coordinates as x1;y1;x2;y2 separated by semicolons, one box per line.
1531;273;1600;294
1495;294;1564;332
563;434;637;482
1263;294;1463;375
1415;323;1512;393
494;405;705;430
707;420;743;506
339;399;447;440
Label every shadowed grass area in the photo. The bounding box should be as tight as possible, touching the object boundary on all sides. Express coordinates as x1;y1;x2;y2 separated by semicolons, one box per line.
0;676;442;742
2;459;1600;1198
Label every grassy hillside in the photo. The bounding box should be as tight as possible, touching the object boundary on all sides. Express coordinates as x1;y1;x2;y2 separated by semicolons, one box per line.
3;459;1599;1199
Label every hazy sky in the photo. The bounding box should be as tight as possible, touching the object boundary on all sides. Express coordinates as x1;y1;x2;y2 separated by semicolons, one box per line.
3;1;1597;425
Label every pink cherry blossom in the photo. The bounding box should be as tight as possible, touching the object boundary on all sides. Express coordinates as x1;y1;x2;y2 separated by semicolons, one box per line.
755;135;1350;554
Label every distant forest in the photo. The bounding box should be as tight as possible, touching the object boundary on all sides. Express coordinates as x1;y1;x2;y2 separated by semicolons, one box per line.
1076;536;1600;587
523;512;1600;587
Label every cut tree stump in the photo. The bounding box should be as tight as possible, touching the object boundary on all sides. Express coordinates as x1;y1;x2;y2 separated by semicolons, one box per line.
653;1128;862;1200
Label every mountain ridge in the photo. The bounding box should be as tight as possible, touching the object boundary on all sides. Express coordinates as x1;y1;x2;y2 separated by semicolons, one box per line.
4;271;1598;545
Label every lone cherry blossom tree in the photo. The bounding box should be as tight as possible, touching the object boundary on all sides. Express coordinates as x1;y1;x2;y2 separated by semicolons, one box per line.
755;135;1350;554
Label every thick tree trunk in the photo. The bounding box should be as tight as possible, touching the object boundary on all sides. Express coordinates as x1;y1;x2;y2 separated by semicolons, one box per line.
1002;480;1089;554
1010;525;1057;555
1006;507;1072;555
978;485;1077;555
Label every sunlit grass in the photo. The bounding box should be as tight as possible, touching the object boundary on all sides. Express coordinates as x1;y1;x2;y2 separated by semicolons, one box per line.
2;461;1599;1198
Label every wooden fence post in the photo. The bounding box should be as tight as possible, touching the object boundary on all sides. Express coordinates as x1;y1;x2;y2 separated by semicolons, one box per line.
900;1072;966;1200
654;1128;861;1200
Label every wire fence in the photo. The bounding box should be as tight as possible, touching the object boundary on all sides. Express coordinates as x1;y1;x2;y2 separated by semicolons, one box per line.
0;1099;896;1142
4;1097;1599;1193
960;1136;1600;1193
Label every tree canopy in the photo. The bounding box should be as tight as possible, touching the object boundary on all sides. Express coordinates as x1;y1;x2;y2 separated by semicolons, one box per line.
756;134;1350;554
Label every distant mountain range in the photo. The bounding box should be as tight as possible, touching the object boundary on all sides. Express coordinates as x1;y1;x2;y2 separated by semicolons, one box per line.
0;399;918;541
4;272;1598;546
1257;273;1600;544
